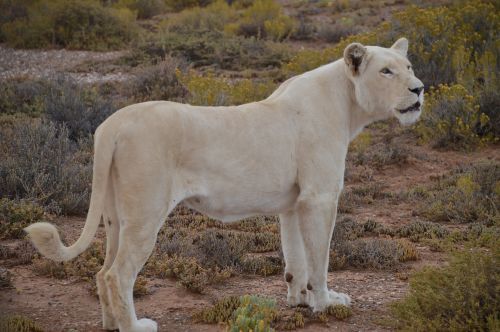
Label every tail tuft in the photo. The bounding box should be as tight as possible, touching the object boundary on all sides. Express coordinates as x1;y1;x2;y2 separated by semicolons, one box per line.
24;222;72;261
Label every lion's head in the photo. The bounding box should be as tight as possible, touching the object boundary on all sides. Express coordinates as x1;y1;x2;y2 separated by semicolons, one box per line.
343;38;424;126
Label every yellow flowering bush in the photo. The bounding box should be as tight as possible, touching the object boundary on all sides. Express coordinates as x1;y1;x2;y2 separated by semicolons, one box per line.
283;0;499;148
415;84;493;149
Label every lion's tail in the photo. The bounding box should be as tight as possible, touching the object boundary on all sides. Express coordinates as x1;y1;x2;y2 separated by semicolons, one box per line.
25;125;115;262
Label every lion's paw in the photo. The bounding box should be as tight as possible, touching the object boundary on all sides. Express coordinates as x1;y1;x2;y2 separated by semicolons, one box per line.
328;290;351;306
131;318;157;332
287;291;311;308
311;290;351;312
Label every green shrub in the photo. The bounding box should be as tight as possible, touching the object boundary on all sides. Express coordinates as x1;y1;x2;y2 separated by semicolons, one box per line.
1;0;138;50
390;249;499;331
0;198;44;239
177;70;276;106
418;162;499;225
229;295;278;332
0;120;92;215
0;315;44;332
233;0;297;41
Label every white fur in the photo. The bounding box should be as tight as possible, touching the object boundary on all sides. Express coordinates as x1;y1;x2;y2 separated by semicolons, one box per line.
25;38;423;331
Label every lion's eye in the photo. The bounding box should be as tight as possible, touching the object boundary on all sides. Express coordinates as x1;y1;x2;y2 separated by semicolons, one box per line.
380;68;393;75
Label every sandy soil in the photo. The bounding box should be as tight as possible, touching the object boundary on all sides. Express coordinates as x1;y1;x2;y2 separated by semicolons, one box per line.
0;45;130;84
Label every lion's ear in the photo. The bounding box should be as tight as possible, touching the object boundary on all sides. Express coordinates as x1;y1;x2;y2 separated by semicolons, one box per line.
391;37;408;57
344;43;367;75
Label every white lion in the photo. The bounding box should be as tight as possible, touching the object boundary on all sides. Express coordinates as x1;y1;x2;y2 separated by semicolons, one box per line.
25;38;424;332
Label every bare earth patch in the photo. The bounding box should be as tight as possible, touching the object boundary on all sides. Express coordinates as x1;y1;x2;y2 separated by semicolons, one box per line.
0;45;130;84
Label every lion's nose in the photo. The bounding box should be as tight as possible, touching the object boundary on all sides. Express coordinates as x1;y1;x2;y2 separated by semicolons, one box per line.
409;86;424;96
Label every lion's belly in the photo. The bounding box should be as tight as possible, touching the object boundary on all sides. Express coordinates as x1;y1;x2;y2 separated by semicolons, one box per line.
182;183;299;222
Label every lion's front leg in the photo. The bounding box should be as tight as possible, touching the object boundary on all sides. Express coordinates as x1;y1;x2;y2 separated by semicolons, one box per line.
296;193;351;312
279;211;310;307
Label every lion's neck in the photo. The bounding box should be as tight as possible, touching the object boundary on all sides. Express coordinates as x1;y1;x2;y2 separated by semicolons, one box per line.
328;61;391;141
264;60;390;143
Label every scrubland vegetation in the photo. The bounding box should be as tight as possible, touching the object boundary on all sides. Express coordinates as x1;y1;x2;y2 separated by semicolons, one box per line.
0;0;498;331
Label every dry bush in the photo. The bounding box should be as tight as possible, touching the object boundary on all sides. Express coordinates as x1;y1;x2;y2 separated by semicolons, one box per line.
334;238;405;270
0;267;13;289
330;218;418;270
127;56;188;103
43;76;115;141
0;315;44;332
0;240;38;267
134;31;291;71
316;19;360;44
0;120;92;215
0;198;44;239
193;229;248;269
120;0;167;19
192;295;241;323
0;79;46;116
241;255;282;276
351;142;411;169
145;254;231;293
339;182;391;213
165;0;215;12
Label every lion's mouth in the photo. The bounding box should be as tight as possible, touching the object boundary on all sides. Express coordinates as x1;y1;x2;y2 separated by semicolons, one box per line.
398;101;421;114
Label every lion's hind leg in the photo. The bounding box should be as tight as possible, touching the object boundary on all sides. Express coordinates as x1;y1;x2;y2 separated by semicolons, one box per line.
96;181;120;330
103;173;176;331
104;221;161;332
